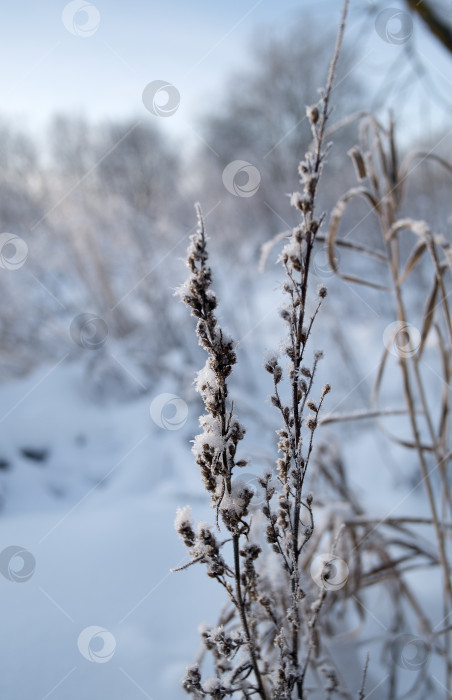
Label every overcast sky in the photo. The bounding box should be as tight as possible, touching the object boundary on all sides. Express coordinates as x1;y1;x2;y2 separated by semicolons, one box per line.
2;0;451;147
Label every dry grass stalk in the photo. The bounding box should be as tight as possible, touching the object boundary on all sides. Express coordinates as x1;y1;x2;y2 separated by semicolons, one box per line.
324;110;452;696
174;4;353;698
173;3;452;698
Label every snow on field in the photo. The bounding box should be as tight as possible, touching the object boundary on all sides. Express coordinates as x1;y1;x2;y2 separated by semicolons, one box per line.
0;291;446;699
0;362;223;700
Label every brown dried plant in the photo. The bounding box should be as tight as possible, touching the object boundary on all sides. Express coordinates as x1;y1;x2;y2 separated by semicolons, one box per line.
317;111;452;697
173;4;356;699
173;3;452;699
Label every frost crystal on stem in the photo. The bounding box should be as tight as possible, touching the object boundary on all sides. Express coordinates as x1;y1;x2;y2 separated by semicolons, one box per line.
174;4;350;698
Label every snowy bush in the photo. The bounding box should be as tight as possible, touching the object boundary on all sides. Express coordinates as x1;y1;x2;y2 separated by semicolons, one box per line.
174;4;452;698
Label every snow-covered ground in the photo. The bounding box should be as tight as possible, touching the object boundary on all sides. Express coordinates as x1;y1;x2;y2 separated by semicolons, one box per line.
0;280;447;698
0;362;225;700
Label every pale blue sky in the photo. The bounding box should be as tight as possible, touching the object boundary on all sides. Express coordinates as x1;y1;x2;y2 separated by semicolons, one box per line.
2;0;451;145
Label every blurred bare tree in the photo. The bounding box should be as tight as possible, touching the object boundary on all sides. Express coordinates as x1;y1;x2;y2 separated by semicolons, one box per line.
194;18;365;266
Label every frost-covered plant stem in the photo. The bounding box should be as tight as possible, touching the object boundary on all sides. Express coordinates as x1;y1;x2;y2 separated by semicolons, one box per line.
175;4;349;698
232;532;267;699
176;204;267;698
274;6;347;695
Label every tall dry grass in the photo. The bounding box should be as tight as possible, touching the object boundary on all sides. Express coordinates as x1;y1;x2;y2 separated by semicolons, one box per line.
173;2;452;697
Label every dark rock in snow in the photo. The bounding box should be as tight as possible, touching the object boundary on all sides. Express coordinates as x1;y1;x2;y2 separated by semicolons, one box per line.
20;447;49;463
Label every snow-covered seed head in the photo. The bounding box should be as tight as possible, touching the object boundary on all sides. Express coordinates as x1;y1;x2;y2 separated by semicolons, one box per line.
220;480;254;530
290;191;303;209
304;174;318;198
264;355;278;373
322;383;331;397
306;416;317;431
306;104;319;124
182;664;202;693
174;505;195;547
